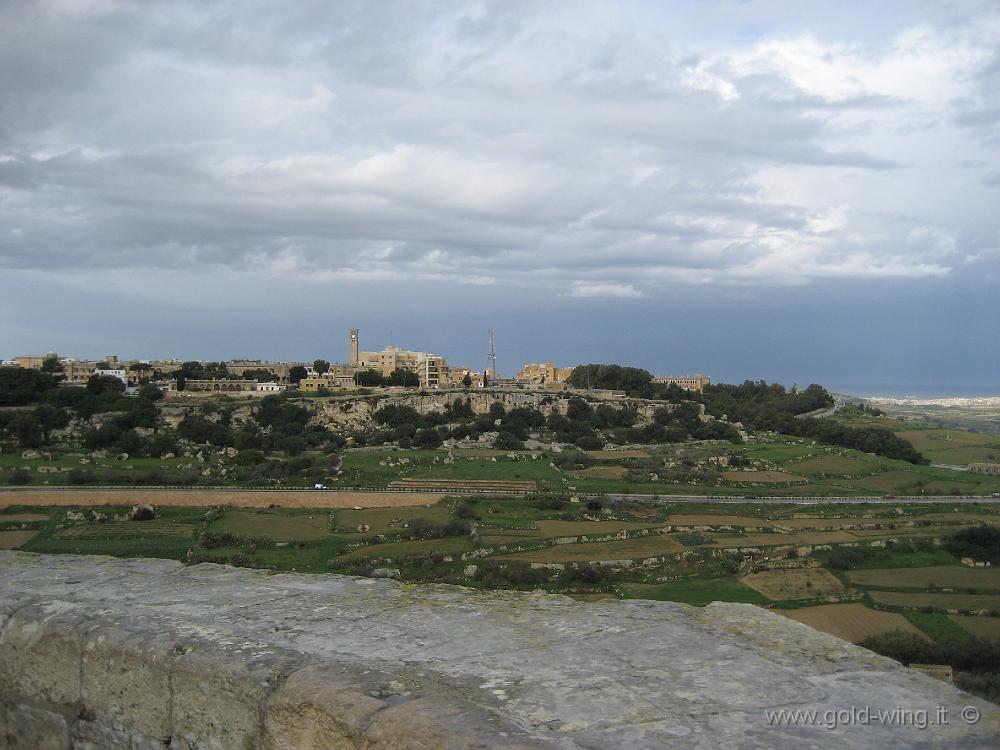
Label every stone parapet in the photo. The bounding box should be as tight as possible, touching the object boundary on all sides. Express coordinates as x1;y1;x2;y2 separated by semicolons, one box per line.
0;552;998;748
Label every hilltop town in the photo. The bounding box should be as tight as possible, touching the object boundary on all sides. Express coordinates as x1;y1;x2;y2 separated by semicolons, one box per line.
4;327;711;397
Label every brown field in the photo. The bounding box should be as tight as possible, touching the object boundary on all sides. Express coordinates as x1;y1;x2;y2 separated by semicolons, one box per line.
948;616;1000;640
533;520;668;537
501;536;686;563
0;513;50;522
0;530;37;549
55;521;197;539
667;514;770;527
867;591;1000;611
569;466;629;479
785;456;873;475
0;489;444;509
782;603;927;643
741;569;846;600
585;450;650;459
849;566;1000;590
389;479;536;491
722;470;807;483
211;511;332;541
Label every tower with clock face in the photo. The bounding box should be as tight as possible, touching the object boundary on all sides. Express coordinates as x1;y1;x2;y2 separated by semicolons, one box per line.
349;328;359;365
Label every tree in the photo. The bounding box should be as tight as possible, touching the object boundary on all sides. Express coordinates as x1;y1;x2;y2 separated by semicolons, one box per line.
137;383;164;401
288;365;308;384
176;374;186;391
494;431;523;450
462;373;473;388
387;368;419;387
40;356;65;379
87;374;125;395
13;412;43;449
355;369;386;387
0;368;58;406
313;359;330;375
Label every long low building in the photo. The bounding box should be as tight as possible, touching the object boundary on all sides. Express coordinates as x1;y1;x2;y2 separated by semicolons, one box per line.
652;374;711;392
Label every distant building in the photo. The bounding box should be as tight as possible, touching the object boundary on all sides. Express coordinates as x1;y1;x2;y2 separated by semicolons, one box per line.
169;379;259;393
350;329;449;387
256;382;287;393
652;374;711;392
515;363;574;384
969;463;1000;476
299;376;356;392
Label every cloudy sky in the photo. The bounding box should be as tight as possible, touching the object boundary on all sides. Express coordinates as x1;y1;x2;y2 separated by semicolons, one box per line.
2;0;998;393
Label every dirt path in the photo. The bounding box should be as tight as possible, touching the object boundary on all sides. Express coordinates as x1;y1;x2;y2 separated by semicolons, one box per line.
0;489;445;509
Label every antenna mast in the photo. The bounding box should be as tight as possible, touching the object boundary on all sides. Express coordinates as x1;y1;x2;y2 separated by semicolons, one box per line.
488;329;497;381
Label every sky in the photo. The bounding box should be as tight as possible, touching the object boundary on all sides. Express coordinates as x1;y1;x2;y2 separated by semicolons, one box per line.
1;0;999;393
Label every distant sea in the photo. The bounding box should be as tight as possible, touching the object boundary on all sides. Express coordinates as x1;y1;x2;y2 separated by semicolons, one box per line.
828;385;1000;400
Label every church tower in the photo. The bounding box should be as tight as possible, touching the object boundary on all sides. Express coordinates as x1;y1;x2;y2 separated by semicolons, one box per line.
349;328;359;365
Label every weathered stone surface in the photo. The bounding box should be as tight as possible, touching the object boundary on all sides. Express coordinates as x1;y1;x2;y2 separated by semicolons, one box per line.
0;551;998;749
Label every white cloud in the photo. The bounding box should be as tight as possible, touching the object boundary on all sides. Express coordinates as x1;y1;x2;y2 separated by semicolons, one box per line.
566;282;645;299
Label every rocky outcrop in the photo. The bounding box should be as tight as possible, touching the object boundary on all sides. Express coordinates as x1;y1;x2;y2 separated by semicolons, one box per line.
311;391;674;430
1;552;997;749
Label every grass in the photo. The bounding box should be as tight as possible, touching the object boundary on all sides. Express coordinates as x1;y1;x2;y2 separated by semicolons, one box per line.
334;505;453;534
23;534;195;559
500;536;686;563
331;535;474;562
902;611;973;642
786;456;876;476
621;578;768;606
947;615;1000;640
848;566;1000;591
867;590;1000;611
721;470;807;483
896;429;1000;465
210;510;333;541
825;549;960;570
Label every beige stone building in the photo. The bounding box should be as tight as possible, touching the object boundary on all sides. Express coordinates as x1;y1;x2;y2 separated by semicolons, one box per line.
349;329;449;387
299;376;357;392
969;463;1000;476
515;362;574;384
652;374;711;392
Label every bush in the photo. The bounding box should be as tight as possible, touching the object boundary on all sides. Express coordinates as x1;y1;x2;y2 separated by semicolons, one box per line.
553;450;592;470
574;434;603;451
454;504;479;519
945;525;1000;565
558;563;616;586
67;469;98;485
585;498;604;512
7;468;31;485
494;431;523;450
